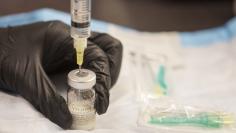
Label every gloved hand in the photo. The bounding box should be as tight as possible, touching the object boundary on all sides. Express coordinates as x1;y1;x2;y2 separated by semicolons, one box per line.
0;21;123;129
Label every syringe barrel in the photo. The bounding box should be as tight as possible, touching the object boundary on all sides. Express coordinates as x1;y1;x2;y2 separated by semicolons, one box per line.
71;0;91;38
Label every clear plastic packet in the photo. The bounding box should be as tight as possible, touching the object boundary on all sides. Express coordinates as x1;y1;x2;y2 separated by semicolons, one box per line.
137;98;236;132
127;49;236;132
127;51;171;102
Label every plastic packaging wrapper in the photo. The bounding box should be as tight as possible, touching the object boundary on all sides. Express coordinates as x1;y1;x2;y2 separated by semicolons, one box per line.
137;98;236;132
128;51;171;102
128;50;236;132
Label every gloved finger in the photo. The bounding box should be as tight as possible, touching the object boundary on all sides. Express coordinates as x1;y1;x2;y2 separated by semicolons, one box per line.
42;21;77;74
37;65;72;129
89;33;123;87
83;41;111;114
1;55;72;129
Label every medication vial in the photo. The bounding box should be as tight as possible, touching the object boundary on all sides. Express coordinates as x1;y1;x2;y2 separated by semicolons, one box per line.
67;69;96;130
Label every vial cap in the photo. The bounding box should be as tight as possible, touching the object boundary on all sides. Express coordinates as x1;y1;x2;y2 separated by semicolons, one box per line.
68;69;96;90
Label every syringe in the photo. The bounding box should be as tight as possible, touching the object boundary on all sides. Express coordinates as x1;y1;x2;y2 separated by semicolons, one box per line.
71;0;91;69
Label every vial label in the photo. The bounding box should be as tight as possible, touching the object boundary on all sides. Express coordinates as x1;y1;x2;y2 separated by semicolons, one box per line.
69;101;96;130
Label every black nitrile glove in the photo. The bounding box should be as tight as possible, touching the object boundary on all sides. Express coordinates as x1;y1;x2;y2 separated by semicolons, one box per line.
0;21;123;129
